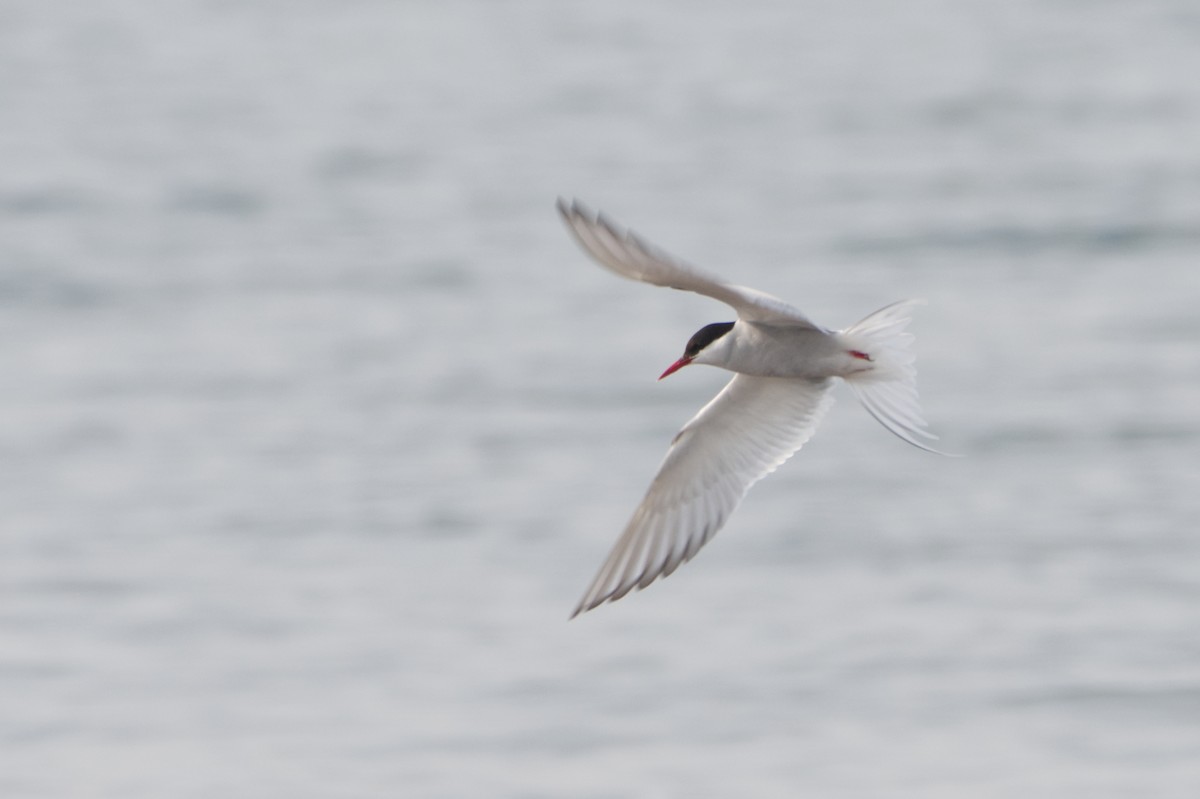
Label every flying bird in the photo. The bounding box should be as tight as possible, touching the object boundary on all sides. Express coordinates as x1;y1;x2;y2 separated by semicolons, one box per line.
558;199;945;617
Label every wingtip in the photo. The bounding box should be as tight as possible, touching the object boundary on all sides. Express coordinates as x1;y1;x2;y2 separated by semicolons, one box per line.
555;196;578;221
556;196;596;220
570;582;626;619
559;198;634;245
558;197;620;228
568;597;597;620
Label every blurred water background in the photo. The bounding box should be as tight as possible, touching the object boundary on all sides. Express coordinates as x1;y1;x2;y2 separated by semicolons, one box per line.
3;1;1200;797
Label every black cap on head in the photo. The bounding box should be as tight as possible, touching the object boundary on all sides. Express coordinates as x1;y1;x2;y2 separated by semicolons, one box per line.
684;322;735;358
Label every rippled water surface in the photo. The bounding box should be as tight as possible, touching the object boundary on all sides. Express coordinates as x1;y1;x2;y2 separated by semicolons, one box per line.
3;2;1200;797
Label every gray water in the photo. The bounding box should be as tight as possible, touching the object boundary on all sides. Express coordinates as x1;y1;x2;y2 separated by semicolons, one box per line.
3;2;1200;797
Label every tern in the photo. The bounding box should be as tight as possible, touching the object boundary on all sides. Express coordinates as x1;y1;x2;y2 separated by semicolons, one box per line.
559;199;946;618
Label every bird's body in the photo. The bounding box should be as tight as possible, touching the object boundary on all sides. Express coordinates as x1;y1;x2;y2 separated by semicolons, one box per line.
695;318;863;379
557;199;945;618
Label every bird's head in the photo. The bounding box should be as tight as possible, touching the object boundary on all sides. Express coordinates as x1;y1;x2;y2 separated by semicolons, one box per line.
659;321;736;379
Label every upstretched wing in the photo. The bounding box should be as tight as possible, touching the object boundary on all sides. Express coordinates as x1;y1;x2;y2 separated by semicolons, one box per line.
558;198;824;329
572;374;835;617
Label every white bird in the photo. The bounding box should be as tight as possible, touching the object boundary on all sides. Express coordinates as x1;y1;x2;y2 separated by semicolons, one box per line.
559;199;946;618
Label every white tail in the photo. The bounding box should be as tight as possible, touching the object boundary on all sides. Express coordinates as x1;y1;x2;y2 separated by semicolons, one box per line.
840;300;948;454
